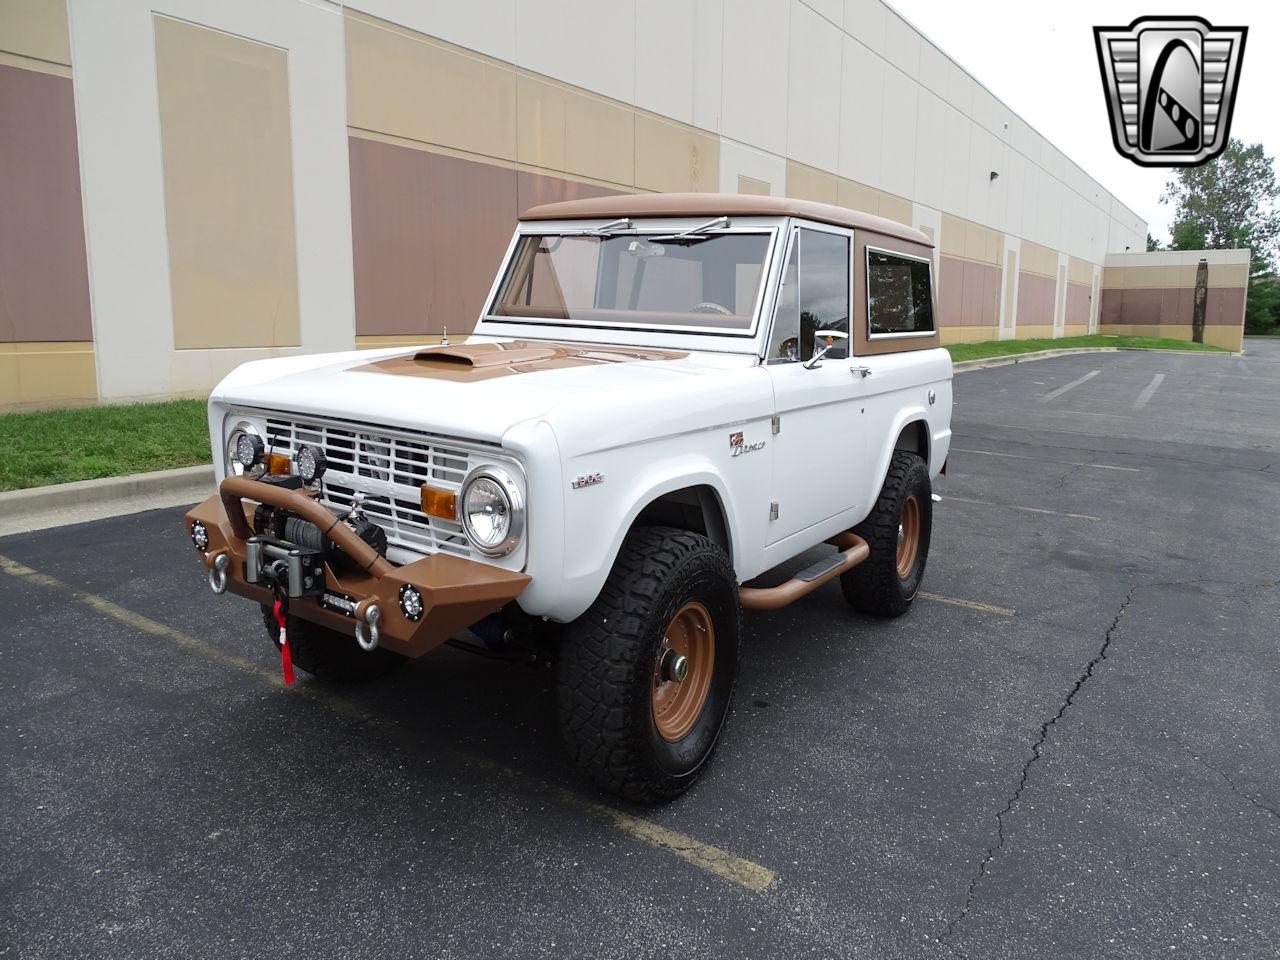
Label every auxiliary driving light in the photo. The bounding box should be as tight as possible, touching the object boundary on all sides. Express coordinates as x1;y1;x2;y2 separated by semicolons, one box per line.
234;431;265;471
296;444;327;484
398;583;424;622
190;520;209;552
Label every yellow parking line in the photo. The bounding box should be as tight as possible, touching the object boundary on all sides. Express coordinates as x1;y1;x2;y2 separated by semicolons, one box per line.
0;553;775;893
918;592;1016;617
944;495;1101;522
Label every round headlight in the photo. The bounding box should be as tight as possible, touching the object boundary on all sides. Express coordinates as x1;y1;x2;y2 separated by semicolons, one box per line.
460;466;524;557
296;444;327;484
226;423;265;477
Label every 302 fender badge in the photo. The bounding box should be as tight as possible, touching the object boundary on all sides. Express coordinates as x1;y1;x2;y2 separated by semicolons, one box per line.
571;472;604;489
729;431;766;458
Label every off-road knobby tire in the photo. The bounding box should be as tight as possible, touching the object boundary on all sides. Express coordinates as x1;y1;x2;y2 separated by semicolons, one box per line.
841;450;932;617
261;606;405;683
557;525;741;803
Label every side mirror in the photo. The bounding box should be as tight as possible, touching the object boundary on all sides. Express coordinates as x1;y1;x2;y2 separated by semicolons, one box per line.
802;329;849;369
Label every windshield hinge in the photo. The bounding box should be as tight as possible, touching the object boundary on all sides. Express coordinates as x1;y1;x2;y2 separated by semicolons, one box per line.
768;501;779;522
771;414;781;435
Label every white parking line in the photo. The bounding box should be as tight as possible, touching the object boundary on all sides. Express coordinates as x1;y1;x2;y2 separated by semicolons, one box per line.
919;592;1016;617
945;495;1101;522
1040;369;1100;403
952;448;1139;472
1134;373;1165;408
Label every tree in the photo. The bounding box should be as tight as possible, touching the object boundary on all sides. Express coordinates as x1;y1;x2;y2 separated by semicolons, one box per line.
1162;139;1280;337
1146;232;1163;251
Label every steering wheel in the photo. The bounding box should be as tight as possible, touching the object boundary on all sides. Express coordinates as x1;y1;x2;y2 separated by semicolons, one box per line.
689;301;733;316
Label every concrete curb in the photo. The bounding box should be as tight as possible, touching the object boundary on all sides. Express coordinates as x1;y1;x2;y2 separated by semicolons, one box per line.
952;345;1239;372
0;465;215;536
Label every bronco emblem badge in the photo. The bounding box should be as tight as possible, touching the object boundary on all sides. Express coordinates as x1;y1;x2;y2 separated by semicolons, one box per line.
729;431;765;458
1094;16;1247;168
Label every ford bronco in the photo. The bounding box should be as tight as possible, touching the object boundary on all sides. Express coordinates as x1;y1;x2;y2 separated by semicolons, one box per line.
184;193;953;802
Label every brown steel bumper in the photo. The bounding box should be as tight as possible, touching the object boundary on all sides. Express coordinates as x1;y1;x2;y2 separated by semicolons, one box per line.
183;476;530;658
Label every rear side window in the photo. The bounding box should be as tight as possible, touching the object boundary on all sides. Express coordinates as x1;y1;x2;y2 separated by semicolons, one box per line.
867;249;934;336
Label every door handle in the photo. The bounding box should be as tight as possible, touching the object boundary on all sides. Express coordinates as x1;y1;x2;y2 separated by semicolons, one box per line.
849;365;872;378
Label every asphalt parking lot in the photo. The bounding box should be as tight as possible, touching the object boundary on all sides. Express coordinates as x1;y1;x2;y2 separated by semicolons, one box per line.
3;340;1277;959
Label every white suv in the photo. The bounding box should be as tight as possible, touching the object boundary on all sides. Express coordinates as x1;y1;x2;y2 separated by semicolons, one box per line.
184;193;953;801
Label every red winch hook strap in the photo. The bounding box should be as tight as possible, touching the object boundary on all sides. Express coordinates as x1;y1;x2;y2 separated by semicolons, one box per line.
272;598;295;686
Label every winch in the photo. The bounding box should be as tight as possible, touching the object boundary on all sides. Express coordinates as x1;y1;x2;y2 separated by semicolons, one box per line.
244;492;388;600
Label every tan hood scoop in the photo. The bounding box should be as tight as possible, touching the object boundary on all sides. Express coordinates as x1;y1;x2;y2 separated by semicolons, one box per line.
358;340;686;382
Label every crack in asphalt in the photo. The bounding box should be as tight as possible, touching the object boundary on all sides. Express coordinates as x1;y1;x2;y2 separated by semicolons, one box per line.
1051;460;1087;489
1193;756;1280;824
937;585;1138;953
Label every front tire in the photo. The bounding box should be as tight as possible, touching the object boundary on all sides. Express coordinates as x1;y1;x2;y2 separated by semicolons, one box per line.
261;606;405;683
557;526;741;803
841;451;932;617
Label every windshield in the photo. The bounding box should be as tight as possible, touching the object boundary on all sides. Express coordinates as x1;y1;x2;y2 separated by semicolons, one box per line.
489;231;772;333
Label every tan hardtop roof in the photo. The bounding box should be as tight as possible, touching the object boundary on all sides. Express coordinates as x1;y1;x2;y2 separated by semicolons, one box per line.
521;192;932;246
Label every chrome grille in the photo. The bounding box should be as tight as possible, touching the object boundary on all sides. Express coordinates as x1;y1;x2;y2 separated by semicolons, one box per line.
263;414;479;560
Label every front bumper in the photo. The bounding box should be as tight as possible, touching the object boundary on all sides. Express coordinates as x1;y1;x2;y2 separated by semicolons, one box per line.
184;476;531;658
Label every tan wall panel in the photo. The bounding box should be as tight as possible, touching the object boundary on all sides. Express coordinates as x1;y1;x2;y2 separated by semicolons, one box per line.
155;16;299;349
877;192;912;226
1020;240;1057;277
563;87;633;186
345;11;516;162
516;74;566;171
1103;261;1249;291
737;174;770;196
1016;324;1055;340
1068;256;1092;286
964;220;1000;265
785;160;838;204
0;63;92;343
836;178;878;214
634;113;718;194
0;0;70;66
939;326;998;345
940;213;965;257
1098;323;1241;351
0;341;96;409
1063;324;1088;338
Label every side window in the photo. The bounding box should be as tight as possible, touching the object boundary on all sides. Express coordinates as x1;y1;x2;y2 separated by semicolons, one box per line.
867;249;935;336
767;228;851;362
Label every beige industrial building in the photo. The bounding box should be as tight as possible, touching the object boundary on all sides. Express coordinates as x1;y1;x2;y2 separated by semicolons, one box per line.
0;0;1248;411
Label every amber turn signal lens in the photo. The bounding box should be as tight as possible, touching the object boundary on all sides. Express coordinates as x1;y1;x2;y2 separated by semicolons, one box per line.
421;486;457;520
266;453;292;476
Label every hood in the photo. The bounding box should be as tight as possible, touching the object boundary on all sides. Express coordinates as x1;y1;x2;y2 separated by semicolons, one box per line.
211;339;757;444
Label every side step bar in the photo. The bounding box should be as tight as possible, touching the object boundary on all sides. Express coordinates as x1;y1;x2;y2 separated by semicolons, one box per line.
739;532;870;611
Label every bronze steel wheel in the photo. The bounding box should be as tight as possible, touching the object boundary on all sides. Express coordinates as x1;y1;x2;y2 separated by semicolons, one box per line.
652;601;716;742
896;494;922;580
557;525;741;802
841;450;932;618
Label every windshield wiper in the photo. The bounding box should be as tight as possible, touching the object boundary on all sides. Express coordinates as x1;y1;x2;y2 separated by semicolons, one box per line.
647;215;729;245
582;217;633;237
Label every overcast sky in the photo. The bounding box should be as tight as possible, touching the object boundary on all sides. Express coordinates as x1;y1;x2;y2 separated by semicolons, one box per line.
885;1;1279;244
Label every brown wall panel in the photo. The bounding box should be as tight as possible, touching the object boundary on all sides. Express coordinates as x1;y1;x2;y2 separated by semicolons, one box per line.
350;137;516;337
349;136;624;337
938;256;963;327
1016;271;1055;327
1103;286;1245;327
1065;281;1091;328
0;63;91;343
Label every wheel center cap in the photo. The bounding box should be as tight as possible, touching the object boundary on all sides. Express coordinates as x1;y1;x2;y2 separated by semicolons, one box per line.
660;649;689;683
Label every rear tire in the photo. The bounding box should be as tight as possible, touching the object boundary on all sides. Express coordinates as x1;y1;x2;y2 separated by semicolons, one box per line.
261;606;405;683
557;526;741;803
841;451;932;617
